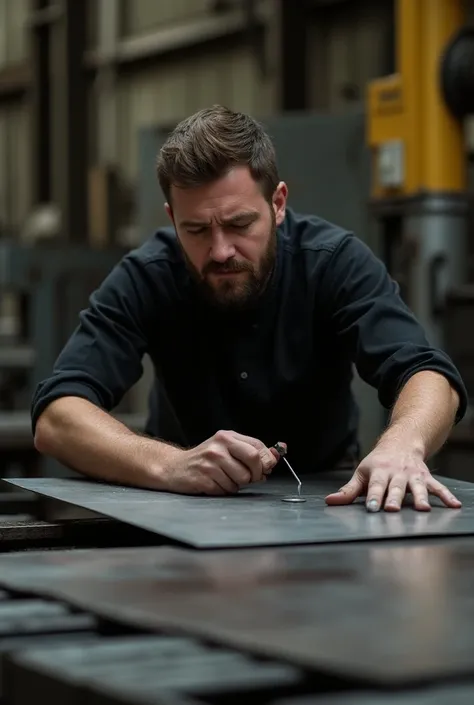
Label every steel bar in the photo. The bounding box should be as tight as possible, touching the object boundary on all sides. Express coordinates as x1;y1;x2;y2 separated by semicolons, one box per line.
84;8;266;69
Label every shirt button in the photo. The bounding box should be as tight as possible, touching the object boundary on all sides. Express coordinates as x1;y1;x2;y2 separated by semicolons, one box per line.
240;371;248;380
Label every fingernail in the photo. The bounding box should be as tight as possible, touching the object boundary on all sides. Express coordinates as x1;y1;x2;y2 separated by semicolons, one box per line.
367;499;379;512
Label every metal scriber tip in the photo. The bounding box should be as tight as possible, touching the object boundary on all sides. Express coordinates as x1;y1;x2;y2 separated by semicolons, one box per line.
282;456;302;493
273;442;306;502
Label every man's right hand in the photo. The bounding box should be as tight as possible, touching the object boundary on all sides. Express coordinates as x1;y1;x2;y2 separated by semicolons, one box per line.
163;430;281;496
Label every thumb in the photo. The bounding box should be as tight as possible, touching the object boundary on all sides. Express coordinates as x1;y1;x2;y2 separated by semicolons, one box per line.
325;471;365;506
270;447;281;461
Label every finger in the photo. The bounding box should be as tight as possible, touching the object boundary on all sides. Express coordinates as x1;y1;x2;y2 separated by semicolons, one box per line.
228;439;266;482
214;453;252;488
384;475;408;512
229;432;277;473
427;477;462;509
408;474;431;511
325;471;365;505
366;472;391;512
207;463;242;494
270;447;281;462
198;478;228;497
271;441;287;458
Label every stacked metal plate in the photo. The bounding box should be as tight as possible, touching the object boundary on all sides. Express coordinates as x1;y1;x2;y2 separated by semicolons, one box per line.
1;472;474;703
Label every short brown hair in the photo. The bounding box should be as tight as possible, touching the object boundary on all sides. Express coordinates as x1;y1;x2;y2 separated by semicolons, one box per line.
156;105;279;203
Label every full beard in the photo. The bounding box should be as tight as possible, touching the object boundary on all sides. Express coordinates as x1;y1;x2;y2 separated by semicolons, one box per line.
184;220;277;312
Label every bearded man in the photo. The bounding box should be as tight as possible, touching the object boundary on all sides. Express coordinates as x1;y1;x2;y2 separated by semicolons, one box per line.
32;105;467;513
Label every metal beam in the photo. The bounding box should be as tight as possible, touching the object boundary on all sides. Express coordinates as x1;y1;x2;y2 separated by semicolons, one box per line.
277;0;310;110
84;7;266;69
53;0;88;242
30;0;52;205
96;0;119;164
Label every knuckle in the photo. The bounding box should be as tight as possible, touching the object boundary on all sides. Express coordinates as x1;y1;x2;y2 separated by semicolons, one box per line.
369;479;386;489
205;444;224;462
238;470;252;485
214;429;230;443
199;462;214;477
246;447;259;463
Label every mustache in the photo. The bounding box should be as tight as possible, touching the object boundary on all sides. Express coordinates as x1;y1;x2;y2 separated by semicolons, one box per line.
203;260;253;275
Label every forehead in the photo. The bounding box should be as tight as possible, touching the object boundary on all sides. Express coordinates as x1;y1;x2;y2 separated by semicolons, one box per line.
170;166;266;218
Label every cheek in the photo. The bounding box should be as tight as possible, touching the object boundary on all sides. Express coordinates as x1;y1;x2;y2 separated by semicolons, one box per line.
178;236;205;265
237;230;268;261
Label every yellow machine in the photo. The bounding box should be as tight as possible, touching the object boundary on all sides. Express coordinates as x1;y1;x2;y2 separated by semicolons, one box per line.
367;0;473;348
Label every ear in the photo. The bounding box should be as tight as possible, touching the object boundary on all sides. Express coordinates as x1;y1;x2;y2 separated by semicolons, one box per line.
272;182;288;226
164;202;174;225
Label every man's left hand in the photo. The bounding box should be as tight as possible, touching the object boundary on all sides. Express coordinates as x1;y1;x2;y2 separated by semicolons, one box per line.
325;444;462;512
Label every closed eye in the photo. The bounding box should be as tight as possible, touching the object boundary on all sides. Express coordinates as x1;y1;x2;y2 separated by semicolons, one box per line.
231;223;249;230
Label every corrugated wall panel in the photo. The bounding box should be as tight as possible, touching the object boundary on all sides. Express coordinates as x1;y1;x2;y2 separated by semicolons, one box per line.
308;0;393;111
120;0;211;36
0;0;7;67
224;46;266;115
116;60;189;183
0;104;30;233
86;0;99;47
0;0;29;66
5;0;29;63
114;46;265;183
8;103;31;231
0;110;8;229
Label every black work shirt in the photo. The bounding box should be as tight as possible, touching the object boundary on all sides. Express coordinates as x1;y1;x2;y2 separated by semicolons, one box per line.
31;208;467;473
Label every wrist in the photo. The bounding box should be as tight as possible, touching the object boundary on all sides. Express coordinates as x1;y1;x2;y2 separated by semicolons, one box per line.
376;423;426;459
142;438;186;490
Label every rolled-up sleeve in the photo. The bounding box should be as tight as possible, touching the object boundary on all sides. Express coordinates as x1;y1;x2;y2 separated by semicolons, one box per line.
31;255;155;434
320;233;468;422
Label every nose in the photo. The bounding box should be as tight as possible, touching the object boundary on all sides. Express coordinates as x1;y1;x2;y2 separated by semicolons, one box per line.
209;229;236;263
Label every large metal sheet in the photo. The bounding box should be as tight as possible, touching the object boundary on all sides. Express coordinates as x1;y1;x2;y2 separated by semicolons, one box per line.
0;539;474;686
4;474;474;548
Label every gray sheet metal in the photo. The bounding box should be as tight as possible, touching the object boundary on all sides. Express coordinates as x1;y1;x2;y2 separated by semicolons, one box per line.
3;473;474;548
9;635;302;705
0;539;474;686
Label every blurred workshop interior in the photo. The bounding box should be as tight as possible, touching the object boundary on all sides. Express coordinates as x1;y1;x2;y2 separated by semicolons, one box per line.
0;0;473;480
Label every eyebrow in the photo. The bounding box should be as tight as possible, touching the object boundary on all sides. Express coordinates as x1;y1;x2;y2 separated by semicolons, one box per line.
179;212;259;229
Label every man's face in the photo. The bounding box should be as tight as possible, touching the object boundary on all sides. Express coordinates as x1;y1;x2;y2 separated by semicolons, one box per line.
165;167;288;310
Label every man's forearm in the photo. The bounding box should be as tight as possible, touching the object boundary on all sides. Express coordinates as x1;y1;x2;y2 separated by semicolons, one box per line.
376;370;459;459
34;397;182;489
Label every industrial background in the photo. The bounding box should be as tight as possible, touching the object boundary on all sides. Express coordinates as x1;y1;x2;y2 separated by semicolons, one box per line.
0;0;474;479
1;4;474;705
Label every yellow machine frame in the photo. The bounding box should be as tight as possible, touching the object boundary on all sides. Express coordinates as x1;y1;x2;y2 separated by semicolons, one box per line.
367;0;466;200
